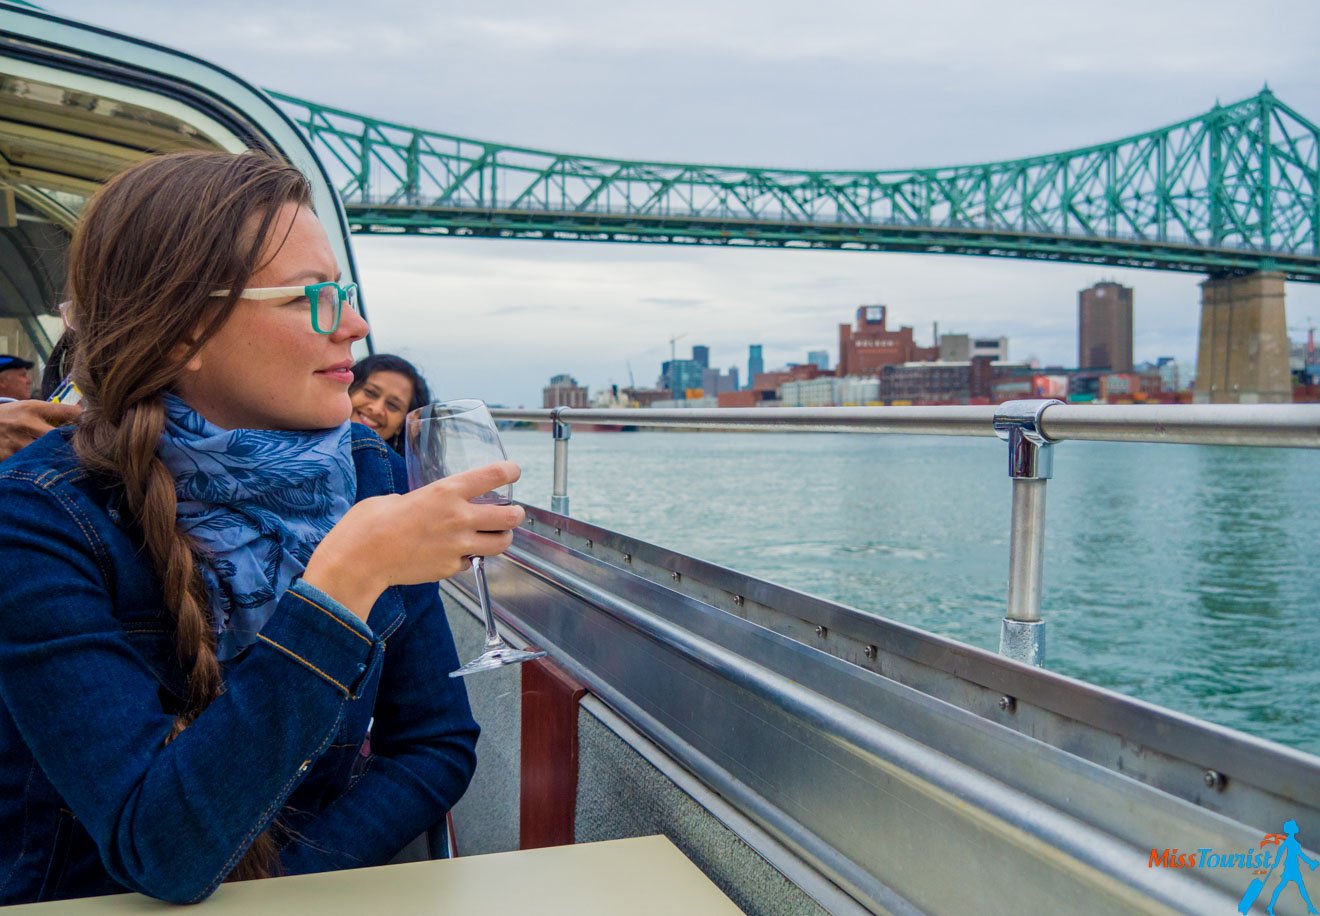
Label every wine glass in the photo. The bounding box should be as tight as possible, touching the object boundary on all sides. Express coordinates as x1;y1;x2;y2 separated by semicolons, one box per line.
405;399;546;677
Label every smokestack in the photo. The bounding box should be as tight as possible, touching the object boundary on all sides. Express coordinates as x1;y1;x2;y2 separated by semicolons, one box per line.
933;321;939;347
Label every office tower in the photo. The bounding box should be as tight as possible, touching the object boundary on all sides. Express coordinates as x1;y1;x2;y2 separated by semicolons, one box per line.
1078;282;1133;371
692;345;710;369
701;367;739;396
747;344;764;388
807;349;829;371
662;359;705;396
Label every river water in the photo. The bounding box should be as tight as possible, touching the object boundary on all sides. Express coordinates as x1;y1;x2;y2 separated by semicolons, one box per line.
500;429;1320;756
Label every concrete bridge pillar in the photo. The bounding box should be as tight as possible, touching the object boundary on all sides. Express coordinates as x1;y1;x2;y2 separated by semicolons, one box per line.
1194;271;1291;404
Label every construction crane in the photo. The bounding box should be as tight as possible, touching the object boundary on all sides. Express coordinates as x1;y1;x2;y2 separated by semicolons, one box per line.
669;332;688;367
667;333;689;394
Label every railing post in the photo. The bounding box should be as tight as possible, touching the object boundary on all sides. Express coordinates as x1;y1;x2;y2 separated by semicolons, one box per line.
551;408;571;516
992;399;1062;667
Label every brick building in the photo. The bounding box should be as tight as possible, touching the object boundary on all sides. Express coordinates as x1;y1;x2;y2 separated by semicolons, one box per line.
751;363;830;393
542;373;589;408
838;305;938;376
880;358;1032;404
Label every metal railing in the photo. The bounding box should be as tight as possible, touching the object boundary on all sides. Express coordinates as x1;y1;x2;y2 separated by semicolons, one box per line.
492;402;1320;667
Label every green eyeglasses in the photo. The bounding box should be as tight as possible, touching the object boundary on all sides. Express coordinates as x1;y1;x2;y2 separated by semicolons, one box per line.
209;281;361;334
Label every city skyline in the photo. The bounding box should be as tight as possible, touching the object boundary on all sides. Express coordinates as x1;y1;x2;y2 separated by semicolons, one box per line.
46;0;1320;407
358;235;1226;405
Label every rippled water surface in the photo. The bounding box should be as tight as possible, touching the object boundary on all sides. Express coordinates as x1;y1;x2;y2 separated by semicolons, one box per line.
501;429;1320;754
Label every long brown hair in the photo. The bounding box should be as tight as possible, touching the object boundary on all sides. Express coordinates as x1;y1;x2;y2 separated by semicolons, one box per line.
68;150;313;881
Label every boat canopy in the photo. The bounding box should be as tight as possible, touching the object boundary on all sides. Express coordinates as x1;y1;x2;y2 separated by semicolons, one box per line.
0;1;363;360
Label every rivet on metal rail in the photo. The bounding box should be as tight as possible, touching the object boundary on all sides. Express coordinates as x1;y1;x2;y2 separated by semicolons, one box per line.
1203;769;1227;791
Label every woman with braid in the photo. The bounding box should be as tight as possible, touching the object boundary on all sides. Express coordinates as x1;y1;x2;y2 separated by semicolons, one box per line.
0;151;519;904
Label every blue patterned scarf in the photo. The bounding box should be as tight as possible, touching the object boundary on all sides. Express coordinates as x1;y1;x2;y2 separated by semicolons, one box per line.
158;393;356;661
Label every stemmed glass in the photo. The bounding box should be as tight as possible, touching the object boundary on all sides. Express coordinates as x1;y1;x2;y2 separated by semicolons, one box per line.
405;399;546;677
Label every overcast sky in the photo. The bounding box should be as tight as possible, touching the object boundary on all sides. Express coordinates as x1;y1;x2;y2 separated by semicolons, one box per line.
49;0;1320;406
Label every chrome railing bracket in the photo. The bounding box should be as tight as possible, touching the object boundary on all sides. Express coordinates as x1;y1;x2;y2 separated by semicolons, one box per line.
993;399;1063;667
551;407;572;516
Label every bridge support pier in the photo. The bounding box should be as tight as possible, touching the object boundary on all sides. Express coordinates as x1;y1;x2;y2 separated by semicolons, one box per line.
1195;271;1291;404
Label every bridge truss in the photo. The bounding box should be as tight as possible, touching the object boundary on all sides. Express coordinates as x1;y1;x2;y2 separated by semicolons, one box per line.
270;89;1320;281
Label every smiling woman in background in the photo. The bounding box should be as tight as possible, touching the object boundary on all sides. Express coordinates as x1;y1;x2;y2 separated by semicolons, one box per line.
349;354;431;453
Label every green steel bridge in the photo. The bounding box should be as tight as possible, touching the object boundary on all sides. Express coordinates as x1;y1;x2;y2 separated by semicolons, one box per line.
270;89;1320;282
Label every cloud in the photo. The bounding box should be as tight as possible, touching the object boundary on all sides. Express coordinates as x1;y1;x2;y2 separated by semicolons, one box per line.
39;0;1320;405
641;297;708;308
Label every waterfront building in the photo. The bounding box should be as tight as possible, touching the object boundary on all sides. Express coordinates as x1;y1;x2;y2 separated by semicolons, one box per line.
1066;371;1105;403
779;377;841;407
806;349;830;371
838;376;882;406
717;389;777;407
650;396;719;409
543;373;589;408
1288;336;1312;373
752;363;829;394
747;345;764;389
660;358;705;395
1150;356;1184;392
878;358;1036;404
991;373;1070;402
938;333;1009;363
701;366;739;396
1078;281;1134;371
880;360;985;404
837;305;939;377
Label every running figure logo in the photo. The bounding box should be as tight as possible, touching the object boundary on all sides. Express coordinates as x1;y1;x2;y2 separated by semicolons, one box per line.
1239;819;1318;914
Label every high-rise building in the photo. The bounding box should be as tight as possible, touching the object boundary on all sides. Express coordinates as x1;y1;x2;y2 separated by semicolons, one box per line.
543;373;589;408
701;366;739;396
691;345;710;369
1078;282;1133;371
807;349;830;371
661;359;705;395
747;345;764;389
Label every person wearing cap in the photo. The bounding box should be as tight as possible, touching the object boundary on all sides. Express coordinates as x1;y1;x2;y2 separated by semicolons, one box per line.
0;354;34;400
0;351;80;462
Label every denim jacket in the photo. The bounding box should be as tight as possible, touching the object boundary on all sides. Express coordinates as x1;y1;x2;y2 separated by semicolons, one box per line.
0;425;479;905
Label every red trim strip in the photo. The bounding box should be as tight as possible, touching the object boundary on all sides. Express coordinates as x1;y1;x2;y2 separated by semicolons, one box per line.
519;658;587;849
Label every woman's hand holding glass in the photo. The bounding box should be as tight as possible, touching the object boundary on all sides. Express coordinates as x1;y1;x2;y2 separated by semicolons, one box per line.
302;460;524;622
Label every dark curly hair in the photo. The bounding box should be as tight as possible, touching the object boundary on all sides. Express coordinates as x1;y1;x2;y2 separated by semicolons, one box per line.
348;354;432;452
